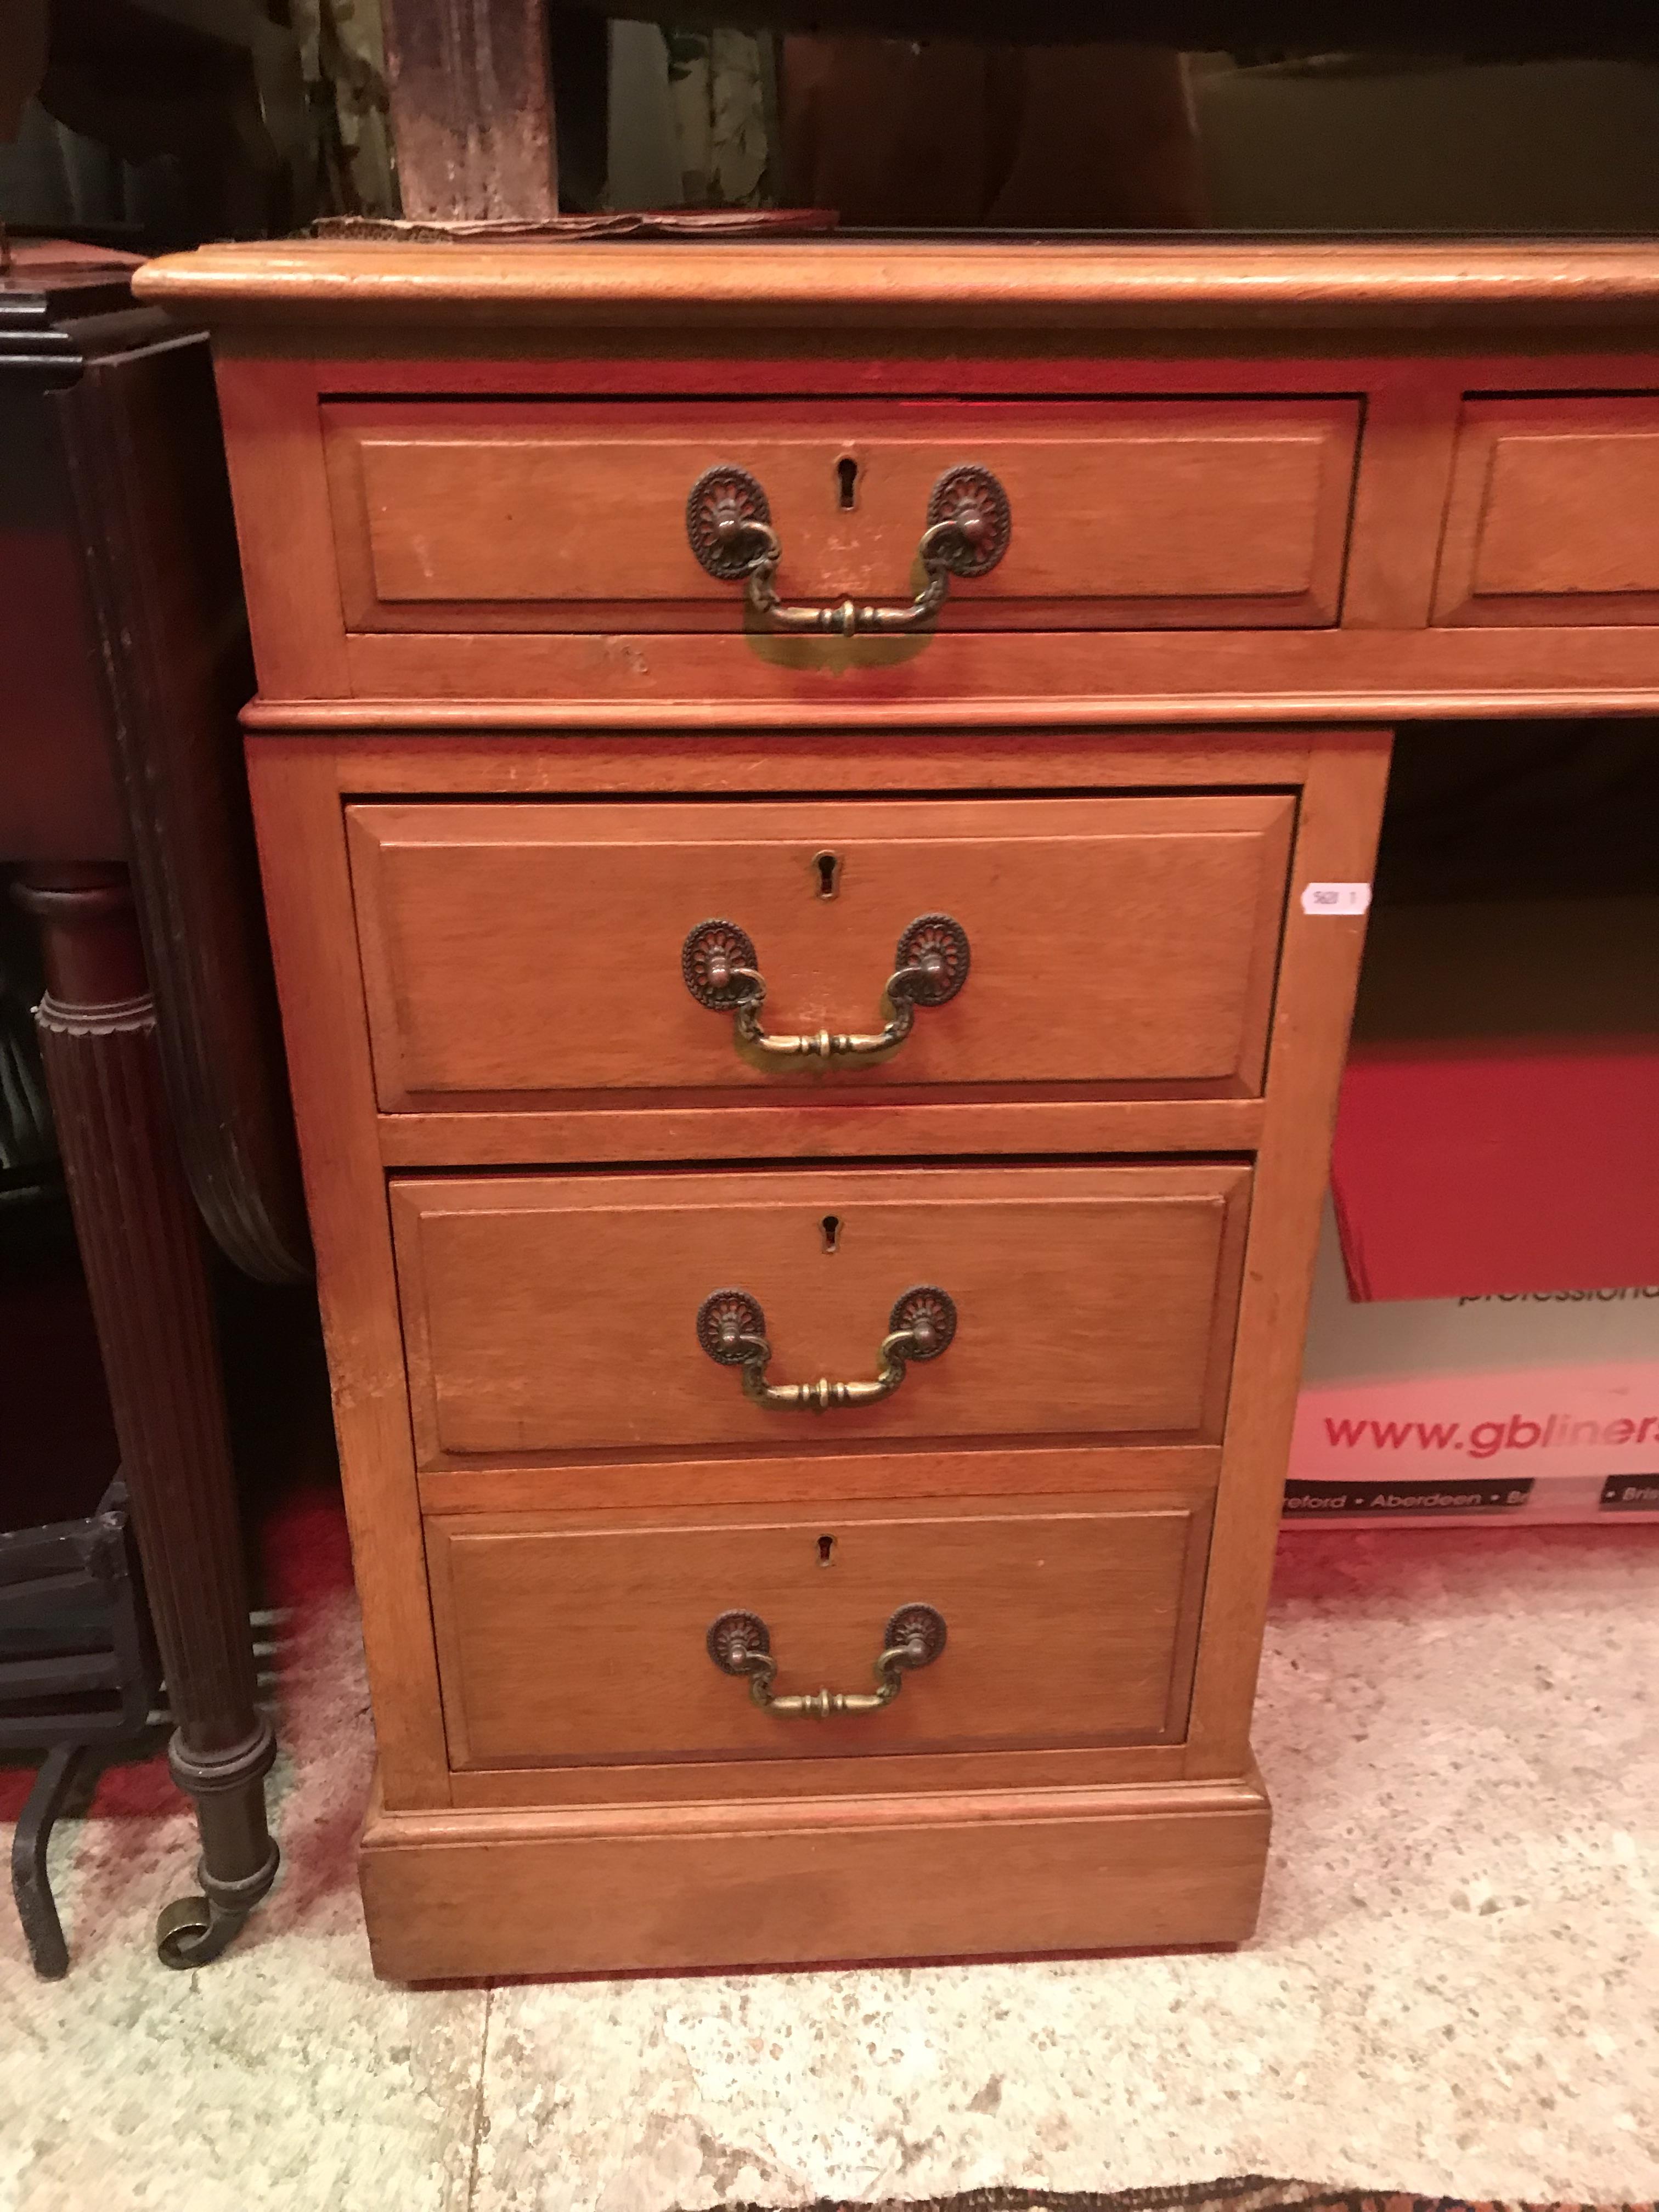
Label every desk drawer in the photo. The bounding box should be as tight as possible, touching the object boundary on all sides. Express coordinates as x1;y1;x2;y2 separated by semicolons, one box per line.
1435;395;1659;625
349;795;1294;1109
426;1493;1212;1769
391;1161;1250;1466
323;397;1359;633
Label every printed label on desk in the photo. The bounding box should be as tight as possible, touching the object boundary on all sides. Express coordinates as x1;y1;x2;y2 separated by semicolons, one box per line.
1600;1472;1659;1511
1300;881;1373;917
1284;1476;1533;1516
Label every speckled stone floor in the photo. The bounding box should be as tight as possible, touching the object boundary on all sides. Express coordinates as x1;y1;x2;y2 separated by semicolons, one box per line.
1;1494;1655;2212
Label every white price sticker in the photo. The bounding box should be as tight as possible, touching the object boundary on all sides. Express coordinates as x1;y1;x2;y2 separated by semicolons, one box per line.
1300;881;1373;917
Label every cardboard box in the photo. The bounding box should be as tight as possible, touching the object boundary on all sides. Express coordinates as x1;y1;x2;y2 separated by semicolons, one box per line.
1329;898;1659;1301
1286;1205;1659;1526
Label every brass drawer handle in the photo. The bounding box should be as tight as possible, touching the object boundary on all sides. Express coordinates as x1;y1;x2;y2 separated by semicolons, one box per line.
696;1285;956;1412
707;1602;947;1717
682;912;969;1061
686;462;1011;635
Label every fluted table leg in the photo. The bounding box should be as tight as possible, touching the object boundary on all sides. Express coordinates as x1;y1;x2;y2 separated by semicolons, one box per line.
13;866;277;1966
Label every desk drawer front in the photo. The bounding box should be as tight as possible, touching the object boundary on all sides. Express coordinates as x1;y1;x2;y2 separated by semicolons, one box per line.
324;397;1359;633
427;1494;1211;1769
349;795;1294;1109
1435;394;1659;625
391;1163;1250;1465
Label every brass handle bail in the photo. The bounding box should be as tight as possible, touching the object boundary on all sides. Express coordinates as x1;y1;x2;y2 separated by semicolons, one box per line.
681;912;968;1062
685;462;1011;635
696;1285;956;1411
706;1603;947;1716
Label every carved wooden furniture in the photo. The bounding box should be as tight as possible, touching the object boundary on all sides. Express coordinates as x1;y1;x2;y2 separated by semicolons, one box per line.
1;242;308;1967
137;236;1659;1980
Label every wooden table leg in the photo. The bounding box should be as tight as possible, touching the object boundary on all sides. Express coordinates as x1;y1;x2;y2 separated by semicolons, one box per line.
12;866;278;1966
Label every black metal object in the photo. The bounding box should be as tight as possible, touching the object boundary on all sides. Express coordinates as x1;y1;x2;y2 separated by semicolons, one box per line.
0;1478;160;1977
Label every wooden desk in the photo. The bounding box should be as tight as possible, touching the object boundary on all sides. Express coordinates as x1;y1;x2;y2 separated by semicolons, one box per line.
135;236;1658;1980
2;245;307;1966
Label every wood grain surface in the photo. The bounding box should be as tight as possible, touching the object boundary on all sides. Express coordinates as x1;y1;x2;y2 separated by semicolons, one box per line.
1184;732;1392;1775
379;0;557;224
245;747;452;1809
390;1163;1251;1464
324;397;1358;631
426;1492;1212;1769
1434;393;1659;624
189;331;1659;716
348;794;1293;1108
359;1767;1272;1980
184;225;1445;1978
132;238;1659;328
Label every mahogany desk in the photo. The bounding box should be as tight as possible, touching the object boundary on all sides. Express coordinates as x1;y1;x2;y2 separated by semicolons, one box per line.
137;238;1659;1979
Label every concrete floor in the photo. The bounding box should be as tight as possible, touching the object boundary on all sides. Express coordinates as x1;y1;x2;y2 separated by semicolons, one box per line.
2;1493;1655;2212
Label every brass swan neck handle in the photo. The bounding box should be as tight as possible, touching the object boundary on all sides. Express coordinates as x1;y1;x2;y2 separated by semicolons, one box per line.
696;1285;957;1412
681;913;969;1062
686;462;1011;636
707;1604;948;1717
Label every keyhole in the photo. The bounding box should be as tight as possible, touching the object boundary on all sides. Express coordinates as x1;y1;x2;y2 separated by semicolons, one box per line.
812;850;841;900
820;1213;841;1254
817;1533;837;1566
835;455;859;510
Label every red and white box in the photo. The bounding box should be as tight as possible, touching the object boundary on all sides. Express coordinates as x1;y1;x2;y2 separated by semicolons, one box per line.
1327;898;1659;1304
1286;1205;1659;1525
1282;894;1659;1524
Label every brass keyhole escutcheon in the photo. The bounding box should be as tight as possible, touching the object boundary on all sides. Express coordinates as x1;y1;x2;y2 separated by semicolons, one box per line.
812;849;841;899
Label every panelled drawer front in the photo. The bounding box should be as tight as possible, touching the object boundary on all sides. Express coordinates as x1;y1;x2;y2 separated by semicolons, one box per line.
426;1494;1212;1769
1435;394;1659;625
391;1163;1250;1465
323;397;1360;632
349;795;1294;1108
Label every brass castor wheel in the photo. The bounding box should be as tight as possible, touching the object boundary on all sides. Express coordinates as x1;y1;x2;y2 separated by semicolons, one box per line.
154;1836;279;1968
156;1893;245;1969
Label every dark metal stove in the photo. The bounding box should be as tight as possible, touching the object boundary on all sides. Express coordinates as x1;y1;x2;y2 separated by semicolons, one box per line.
1;1477;159;1977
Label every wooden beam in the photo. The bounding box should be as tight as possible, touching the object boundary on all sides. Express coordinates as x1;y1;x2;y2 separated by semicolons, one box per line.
380;0;558;222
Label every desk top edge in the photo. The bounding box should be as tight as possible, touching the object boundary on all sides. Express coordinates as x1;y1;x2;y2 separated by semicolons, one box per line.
133;238;1659;330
